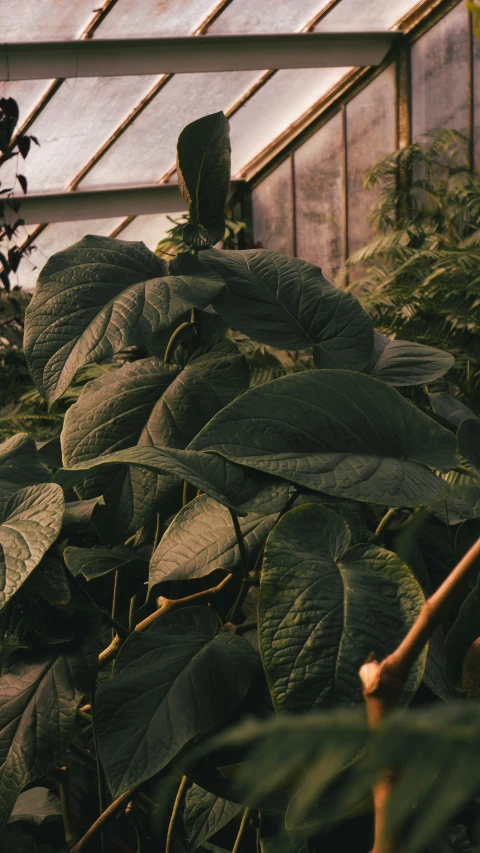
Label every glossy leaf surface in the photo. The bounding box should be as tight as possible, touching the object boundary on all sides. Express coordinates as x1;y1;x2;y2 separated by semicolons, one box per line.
259;504;426;711
191;370;457;506
200;249;373;366
24;235;225;404
96;606;258;797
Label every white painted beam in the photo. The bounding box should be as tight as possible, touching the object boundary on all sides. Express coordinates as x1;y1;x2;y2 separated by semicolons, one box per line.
0;33;398;81
4;184;200;224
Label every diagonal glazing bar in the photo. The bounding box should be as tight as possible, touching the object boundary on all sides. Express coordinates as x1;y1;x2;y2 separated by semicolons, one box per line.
0;33;398;81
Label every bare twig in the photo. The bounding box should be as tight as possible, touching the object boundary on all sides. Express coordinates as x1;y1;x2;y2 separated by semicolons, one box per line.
360;535;480;853
69;787;138;853
165;776;189;853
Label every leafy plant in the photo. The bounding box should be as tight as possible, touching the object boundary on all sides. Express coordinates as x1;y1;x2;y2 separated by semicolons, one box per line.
346;129;480;406
0;111;479;853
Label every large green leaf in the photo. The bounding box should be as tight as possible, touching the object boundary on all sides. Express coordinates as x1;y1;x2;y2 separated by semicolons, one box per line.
24;235;225;405
191;370;458;506
64;544;146;581
177;112;231;249
149;482;290;592
184;784;242;851
0;484;65;611
457;417;480;472
0;435;51;515
368;335;454;386
429;393;474;427
433;484;480;524
444;575;480;684
57;446;268;516
95;606;258;797
9;788;62;826
61;343;249;541
0;605;100;825
199;249;373;365
259;504;426;711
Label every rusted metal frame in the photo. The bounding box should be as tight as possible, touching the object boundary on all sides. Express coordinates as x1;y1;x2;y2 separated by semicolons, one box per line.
341;104;349;265
468;6;475;169
110;216;135;238
246;62;386;186
238;0;464;184
396;40;412;150
156;1;352;187
68;0;235;192
9;0;120;142
290;155;297;257
67;74;173;190
395;0;463;40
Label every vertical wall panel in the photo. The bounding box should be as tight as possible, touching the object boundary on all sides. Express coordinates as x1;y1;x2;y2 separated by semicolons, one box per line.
411;3;470;139
473;14;480;169
346;65;397;256
251;158;294;256
293;112;345;281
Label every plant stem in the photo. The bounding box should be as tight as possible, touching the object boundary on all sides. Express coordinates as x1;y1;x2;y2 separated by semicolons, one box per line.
90;690;106;852
164;321;195;363
372;508;399;544
128;594;137;631
153;512;162;553
98;575;233;665
232;808;251;853
165;776;189;853
59;766;78;848
229;510;249;580
135;574;233;632
182;479;190;507
360;535;480;853
69;786;138;853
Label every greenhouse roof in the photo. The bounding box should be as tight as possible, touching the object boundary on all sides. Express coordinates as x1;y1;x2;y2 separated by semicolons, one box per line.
0;0;441;286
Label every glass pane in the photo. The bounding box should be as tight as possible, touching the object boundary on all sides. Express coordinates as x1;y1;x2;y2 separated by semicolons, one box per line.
14;75;162;193
79;70;262;189
3;0;99;41
346;64;396;255
16;218;124;291
116;213;184;251
252;157;294;256
294;112;345;280
315;0;420;32
411;3;470;139
0;81;55;125
208;0;334;34
229;67;351;177
94;0;221;38
474;24;480;169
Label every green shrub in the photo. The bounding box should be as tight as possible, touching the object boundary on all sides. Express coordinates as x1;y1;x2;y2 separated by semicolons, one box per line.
0;112;478;853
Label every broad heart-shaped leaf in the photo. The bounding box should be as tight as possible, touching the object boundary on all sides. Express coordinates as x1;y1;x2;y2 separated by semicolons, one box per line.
259;504;426;711
9;787;62;825
61;343;249;542
199;249;373;366
429;392;475;427
0;484;65;611
191;370;458;507
177;112;231;249
184;784;242;851
0;434;51;515
444;575;480;684
432;484;480;524
57;447;269;516
367;334;454;386
0;604;100;826
149;482;290;592
457;417;480;472
24;235;225;405
95;606;258;797
64;544;146;581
